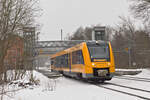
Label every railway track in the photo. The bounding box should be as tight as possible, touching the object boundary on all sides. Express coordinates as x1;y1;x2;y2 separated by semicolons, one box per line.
95;82;150;100
114;76;150;82
115;76;150;80
65;77;150;99
105;82;150;93
37;69;62;79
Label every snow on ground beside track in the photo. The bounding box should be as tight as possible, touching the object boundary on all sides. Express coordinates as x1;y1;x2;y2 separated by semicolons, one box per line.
117;68;150;78
110;69;150;97
1;69;150;100
115;68;143;71
134;69;150;78
13;76;138;100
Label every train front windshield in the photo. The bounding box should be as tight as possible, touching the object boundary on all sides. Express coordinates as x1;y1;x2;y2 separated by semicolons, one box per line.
88;44;110;61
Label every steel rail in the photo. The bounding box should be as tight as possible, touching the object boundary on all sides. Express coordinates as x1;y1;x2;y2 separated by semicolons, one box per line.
115;76;150;81
96;84;150;100
105;82;150;93
114;76;150;82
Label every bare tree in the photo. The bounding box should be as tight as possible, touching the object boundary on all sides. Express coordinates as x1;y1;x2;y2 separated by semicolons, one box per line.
0;0;40;83
112;16;150;68
71;27;85;40
111;16;136;68
130;0;150;23
70;26;113;41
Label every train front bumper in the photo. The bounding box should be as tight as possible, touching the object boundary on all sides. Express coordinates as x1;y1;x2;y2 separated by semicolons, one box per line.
82;73;114;80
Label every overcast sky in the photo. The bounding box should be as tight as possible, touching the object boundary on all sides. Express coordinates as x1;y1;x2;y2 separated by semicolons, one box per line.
38;0;130;41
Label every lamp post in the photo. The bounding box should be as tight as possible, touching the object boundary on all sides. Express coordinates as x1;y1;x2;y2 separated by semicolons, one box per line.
61;29;63;40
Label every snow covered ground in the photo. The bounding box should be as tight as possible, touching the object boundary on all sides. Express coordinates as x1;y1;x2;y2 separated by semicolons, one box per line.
1;68;150;100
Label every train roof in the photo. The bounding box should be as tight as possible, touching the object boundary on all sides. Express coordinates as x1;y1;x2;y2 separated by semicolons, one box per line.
50;40;109;58
85;40;109;44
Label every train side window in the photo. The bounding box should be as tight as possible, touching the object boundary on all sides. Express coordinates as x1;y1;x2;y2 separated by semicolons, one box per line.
72;51;77;64
62;55;65;67
51;58;54;65
79;50;84;64
60;55;64;67
72;50;84;64
53;54;70;68
58;56;62;67
78;50;84;64
66;54;69;68
58;57;61;67
77;51;80;64
57;56;60;67
53;58;56;67
61;55;65;67
56;57;60;68
55;57;58;67
63;54;69;68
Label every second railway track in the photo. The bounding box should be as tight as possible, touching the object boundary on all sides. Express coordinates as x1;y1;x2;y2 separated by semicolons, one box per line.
65;76;150;99
95;82;150;100
114;76;150;82
105;82;150;93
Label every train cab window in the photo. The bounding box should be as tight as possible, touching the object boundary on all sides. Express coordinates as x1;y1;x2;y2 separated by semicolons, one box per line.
88;44;110;61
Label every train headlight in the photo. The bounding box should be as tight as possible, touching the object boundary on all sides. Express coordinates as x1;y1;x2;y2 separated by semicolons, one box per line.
108;62;111;66
92;63;95;66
